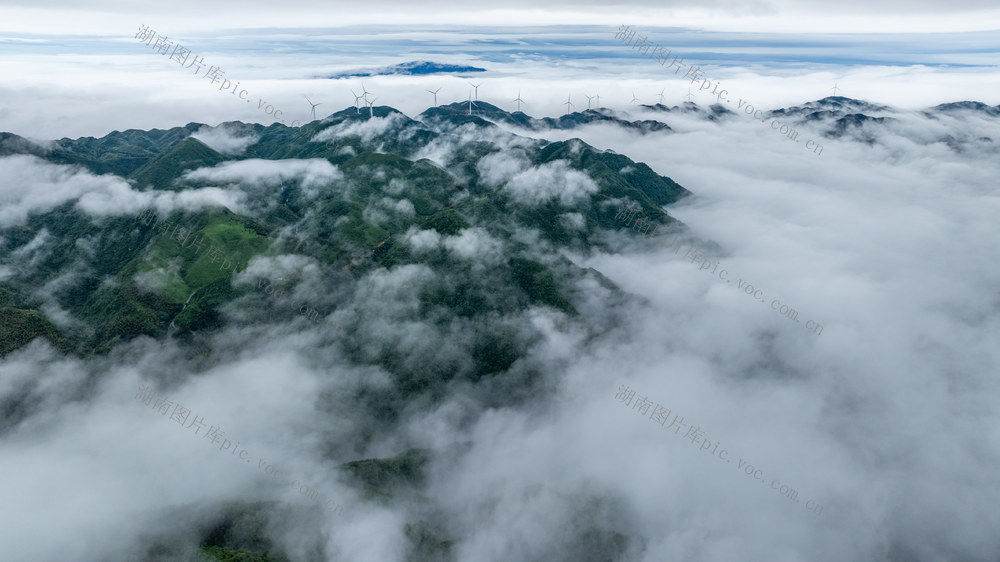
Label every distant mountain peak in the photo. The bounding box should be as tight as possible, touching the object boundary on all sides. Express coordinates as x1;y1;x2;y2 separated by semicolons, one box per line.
932;101;1000;116
418;101;670;134
806;96;890;112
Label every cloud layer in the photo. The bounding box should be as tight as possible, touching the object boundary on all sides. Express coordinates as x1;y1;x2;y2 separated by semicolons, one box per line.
0;155;245;227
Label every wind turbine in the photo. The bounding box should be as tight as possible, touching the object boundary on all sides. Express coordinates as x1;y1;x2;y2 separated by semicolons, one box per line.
427;87;441;106
360;82;372;104
684;88;695;103
469;82;482;100
657;89;665;104
513;91;525;112
563;94;574;113
366;97;376;118
350;90;365;113
630;91;640;105
831;82;841;96
304;95;321;121
585;94;594;109
594;93;600;108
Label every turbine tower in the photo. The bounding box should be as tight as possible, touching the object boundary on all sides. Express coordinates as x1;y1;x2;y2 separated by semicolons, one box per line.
513;91;525;112
563;94;574;113
831;82;841;96
657;89;665;104
630;91;640;105
366;97;376;118
304;95;321;121
594;93;600;108
467;90;477;115
684;88;694;103
585;94;594;109
351;90;365;113
360;82;372;104
427;87;441;106
470;82;482;100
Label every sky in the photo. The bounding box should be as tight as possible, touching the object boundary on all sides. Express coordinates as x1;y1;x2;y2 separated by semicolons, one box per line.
0;1;998;138
1;1;999;561
3;0;1000;32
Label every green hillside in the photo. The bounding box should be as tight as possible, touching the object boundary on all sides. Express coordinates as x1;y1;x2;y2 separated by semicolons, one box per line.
0;104;692;558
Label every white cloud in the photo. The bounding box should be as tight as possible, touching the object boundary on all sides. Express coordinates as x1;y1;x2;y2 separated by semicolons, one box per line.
0;155;243;227
558;212;586;230
442;227;505;267
134;258;183;293
0;155;137;226
403;227;441;253
190;124;259;156
381;197;415;217
0;345;352;561
183;158;343;192
476;149;531;188
239;253;323;282
311;113;408;144
502;159;599;206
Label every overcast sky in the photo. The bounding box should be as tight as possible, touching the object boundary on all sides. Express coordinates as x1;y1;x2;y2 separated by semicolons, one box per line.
2;0;1000;32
